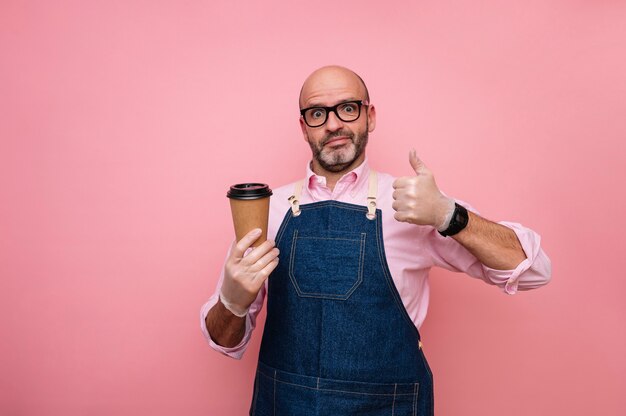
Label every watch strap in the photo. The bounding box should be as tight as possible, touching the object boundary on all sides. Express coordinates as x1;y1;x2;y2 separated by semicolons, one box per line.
438;203;469;237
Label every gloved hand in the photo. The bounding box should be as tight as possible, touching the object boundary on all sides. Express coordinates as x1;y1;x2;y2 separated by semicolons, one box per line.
219;228;280;317
392;149;456;231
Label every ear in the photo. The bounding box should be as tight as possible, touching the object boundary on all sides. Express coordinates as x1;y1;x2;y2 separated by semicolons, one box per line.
366;104;376;132
299;117;310;142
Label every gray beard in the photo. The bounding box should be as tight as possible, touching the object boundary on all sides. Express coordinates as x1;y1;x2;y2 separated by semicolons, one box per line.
309;128;369;173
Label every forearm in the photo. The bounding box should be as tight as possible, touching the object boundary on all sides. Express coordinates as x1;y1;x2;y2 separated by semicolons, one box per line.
205;298;246;348
452;211;526;270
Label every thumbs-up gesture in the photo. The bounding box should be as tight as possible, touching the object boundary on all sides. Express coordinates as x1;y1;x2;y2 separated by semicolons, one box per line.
392;150;456;230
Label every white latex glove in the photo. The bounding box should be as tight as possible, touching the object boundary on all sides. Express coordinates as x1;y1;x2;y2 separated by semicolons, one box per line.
219;228;280;317
392;149;456;231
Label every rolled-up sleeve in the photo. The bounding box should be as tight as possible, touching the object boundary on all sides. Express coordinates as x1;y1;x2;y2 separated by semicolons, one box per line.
479;221;552;294
428;201;552;295
199;247;267;359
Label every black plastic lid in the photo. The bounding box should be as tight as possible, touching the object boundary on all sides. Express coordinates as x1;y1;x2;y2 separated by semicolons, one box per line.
227;183;273;200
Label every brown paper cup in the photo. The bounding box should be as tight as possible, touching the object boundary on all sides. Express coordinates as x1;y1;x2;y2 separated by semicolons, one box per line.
227;183;272;247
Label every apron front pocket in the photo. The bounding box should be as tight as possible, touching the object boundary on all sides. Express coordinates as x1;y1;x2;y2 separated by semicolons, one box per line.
318;382;420;416
253;362;421;416
288;229;366;300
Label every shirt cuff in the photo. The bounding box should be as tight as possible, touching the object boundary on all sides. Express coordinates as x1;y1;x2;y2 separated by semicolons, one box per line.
480;221;537;295
199;297;251;360
482;257;532;295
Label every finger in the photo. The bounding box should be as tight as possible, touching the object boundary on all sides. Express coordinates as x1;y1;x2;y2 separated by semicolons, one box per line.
241;239;276;265
392;177;411;189
409;149;424;174
253;257;280;284
248;247;280;271
232;228;263;260
393;188;414;202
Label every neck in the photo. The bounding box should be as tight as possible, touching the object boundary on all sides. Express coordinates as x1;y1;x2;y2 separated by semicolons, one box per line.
310;155;366;192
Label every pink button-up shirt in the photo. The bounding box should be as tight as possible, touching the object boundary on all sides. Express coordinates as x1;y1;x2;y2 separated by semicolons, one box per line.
200;160;552;359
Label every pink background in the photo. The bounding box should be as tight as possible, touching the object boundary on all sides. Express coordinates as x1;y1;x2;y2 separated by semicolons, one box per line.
1;1;625;415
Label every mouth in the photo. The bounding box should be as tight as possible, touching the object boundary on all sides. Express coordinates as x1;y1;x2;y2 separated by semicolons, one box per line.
324;136;351;147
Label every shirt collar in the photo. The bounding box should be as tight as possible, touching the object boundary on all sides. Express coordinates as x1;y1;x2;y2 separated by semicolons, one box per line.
305;158;371;195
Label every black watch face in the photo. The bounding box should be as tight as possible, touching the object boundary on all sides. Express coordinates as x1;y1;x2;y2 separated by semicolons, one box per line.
441;204;468;236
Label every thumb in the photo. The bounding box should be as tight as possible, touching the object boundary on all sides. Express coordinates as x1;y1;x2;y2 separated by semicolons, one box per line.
409;149;426;175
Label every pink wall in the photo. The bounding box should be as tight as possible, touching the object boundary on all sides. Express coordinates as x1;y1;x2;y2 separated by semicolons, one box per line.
1;1;625;414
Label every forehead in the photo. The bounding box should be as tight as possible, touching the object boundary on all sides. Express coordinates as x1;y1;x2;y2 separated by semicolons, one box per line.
300;68;365;108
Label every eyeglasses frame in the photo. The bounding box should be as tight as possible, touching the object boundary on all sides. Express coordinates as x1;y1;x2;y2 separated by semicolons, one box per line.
299;100;369;128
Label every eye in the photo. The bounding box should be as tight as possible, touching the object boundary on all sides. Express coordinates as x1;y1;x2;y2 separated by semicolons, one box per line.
310;109;325;119
341;103;357;113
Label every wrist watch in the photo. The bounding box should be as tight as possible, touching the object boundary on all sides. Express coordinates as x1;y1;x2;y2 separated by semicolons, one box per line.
438;203;469;237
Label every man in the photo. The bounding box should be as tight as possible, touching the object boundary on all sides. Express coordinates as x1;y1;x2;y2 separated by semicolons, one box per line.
200;65;551;415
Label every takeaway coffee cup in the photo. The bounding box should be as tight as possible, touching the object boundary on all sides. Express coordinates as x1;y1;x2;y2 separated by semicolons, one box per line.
227;183;273;247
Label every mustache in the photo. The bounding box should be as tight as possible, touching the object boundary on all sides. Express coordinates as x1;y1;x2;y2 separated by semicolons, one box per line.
322;130;355;146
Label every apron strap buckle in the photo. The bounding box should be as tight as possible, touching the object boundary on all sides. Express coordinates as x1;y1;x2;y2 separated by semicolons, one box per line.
366;197;376;220
289;180;305;217
366;170;378;220
288;195;301;217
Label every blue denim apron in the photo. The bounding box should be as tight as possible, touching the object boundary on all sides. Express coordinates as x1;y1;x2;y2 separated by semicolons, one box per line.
251;172;434;415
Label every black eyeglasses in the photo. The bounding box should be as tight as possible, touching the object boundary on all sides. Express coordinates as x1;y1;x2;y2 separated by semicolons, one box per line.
300;100;368;128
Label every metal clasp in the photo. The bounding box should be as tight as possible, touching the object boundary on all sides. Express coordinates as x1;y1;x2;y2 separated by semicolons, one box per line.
366;197;376;220
288;195;301;217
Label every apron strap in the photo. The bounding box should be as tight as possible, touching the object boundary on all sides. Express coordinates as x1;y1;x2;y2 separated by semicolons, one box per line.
288;170;378;219
366;170;378;220
288;179;304;217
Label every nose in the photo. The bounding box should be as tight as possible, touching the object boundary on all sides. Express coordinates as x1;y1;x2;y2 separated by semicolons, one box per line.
325;110;344;132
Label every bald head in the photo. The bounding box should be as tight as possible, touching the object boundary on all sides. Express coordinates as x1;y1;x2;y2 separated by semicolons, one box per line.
299;65;370;109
